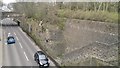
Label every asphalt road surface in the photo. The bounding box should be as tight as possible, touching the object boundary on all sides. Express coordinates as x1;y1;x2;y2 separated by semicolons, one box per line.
2;18;56;67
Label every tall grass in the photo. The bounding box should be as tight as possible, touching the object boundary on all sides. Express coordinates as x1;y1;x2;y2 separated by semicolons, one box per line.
57;9;118;23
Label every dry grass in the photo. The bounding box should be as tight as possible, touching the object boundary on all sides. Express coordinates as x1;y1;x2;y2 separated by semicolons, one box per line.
57;9;118;23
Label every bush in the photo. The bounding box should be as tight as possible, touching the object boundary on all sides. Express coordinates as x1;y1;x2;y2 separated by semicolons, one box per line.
57;9;72;18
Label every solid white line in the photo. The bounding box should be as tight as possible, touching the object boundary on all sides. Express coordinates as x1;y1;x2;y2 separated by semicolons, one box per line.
18;27;23;32
19;42;23;48
24;52;29;61
18;27;29;39
14;32;16;36
18;27;40;51
16;36;19;41
18;27;36;46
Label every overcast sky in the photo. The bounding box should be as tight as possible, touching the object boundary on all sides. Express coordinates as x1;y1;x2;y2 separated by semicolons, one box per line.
3;0;16;4
2;0;119;3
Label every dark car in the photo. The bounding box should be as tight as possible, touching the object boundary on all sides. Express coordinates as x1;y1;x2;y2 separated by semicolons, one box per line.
7;36;15;44
34;51;50;67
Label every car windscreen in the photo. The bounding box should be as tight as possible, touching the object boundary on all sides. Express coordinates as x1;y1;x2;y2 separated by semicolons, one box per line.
8;37;14;40
39;55;46;60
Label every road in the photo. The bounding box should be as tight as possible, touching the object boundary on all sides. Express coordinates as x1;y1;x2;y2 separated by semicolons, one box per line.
0;24;2;68
1;18;56;67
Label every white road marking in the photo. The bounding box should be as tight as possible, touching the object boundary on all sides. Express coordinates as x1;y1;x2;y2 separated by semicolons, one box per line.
109;33;115;36
32;42;35;45
20;29;33;43
16;36;19;41
14;32;16;36
18;27;39;50
96;41;109;45
24;52;29;61
18;42;23;48
5;43;7;45
17;27;54;66
18;27;23;32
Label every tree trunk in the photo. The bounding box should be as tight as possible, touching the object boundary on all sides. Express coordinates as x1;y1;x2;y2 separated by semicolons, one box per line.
98;2;103;11
94;2;97;11
106;2;109;11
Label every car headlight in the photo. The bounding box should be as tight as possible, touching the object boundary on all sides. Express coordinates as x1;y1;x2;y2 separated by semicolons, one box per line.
40;62;43;65
44;64;48;66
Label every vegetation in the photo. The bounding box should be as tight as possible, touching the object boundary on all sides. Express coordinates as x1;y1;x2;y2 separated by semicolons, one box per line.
13;2;118;24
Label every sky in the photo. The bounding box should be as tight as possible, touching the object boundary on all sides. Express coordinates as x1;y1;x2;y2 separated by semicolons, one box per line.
3;0;16;4
2;0;119;4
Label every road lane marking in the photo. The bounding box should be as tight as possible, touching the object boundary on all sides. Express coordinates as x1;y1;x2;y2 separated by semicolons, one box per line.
18;42;23;48
18;27;41;51
109;33;115;36
16;36;19;41
18;27;38;48
17;28;54;65
18;27;23;32
96;41;109;45
24;34;38;50
24;52;29;61
5;43;7;45
14;32;16;36
18;27;30;40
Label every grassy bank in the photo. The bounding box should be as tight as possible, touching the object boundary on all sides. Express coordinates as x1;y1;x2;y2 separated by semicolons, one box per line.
57;9;118;23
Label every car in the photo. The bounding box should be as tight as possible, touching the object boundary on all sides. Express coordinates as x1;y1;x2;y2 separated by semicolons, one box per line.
7;35;15;44
34;51;50;67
